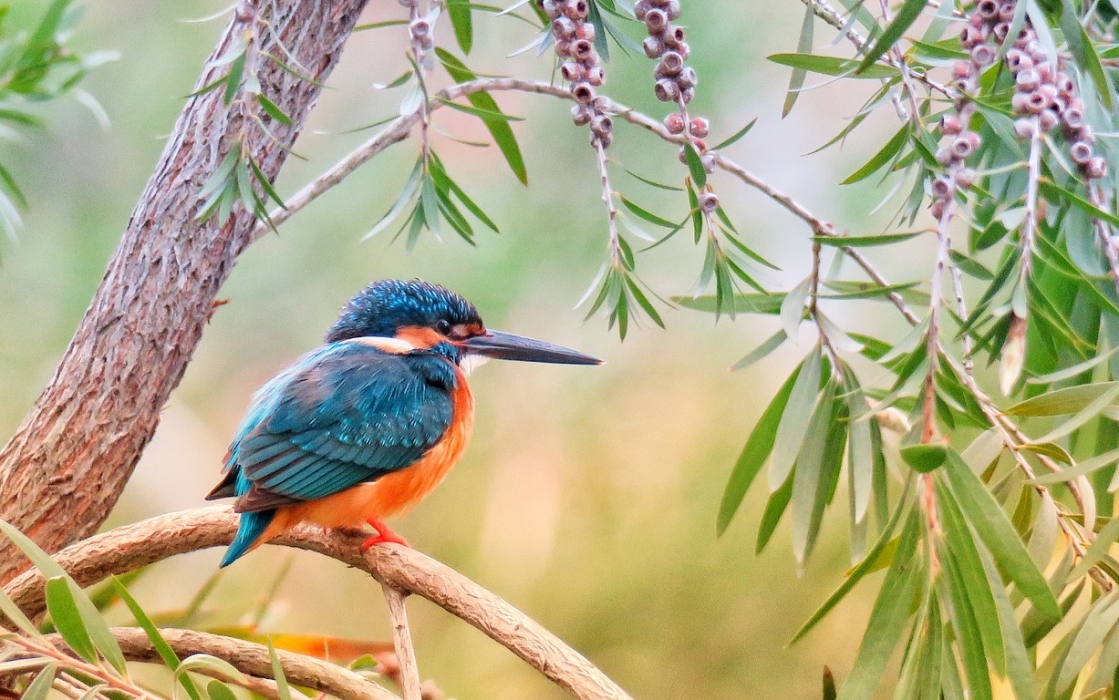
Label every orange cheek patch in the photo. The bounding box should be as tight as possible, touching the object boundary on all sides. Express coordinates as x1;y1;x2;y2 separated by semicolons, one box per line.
396;326;445;349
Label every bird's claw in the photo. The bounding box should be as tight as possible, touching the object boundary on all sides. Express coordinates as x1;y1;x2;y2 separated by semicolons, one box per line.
361;518;409;549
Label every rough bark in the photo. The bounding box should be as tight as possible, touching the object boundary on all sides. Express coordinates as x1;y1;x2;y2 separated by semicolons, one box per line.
0;0;370;583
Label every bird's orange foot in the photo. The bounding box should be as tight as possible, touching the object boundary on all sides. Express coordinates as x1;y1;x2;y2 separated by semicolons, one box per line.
361;518;409;549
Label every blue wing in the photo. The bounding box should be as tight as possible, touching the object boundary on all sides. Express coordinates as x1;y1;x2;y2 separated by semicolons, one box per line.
208;341;457;512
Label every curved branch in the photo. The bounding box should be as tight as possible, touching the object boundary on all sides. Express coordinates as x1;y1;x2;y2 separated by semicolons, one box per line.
4;507;634;700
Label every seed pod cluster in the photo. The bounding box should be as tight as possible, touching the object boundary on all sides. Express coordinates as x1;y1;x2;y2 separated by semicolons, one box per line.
543;0;613;146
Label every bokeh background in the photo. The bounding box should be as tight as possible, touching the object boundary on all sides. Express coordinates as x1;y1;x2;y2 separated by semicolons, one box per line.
1;1;925;698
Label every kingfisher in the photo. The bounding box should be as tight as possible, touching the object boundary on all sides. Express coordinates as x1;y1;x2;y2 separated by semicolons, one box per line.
207;279;600;567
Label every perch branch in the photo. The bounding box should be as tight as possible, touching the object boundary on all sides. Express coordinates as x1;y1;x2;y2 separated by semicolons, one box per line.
4;507;633;700
381;588;421;700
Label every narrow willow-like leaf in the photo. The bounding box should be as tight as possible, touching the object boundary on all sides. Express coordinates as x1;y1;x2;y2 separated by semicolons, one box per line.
435;97;524;121
0;584;42;637
856;0;925;72
268;640;294;700
769;344;822;491
682;143;707;189
177;654;248;685
258;95;294;126
207;680;238;700
815;231;921;247
1068;516;1119;581
618;195;678;229
729;329;787;372
447;0;473;54
20;662;57;700
841;125;908;185
979;543;1033;700
712;118;758;150
1028;383;1119;445
1027;447;1119;486
837;512;921;700
844;369;874;523
756;475;793;554
792;379;838;564
942;452;1060;621
113;577;203;700
938;544;994;700
1007;381;1119;416
782;4;814;117
780;277;811;343
1056;591;1119;694
45;577;97;664
768;53;895;79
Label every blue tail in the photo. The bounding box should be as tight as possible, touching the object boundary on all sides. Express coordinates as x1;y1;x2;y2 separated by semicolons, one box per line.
221;509;276;567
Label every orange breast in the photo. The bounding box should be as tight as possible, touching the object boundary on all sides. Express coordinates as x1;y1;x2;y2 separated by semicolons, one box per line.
258;367;475;541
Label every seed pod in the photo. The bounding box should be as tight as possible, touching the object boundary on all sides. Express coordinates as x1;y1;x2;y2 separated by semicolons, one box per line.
552;16;576;38
565;0;589;20
575;22;596;41
1013;118;1036;139
560;62;585;82
571;104;591;125
665;26;686;48
410;18;431;38
586;66;605;86
1069;141;1093;164
1011;92;1031;114
680;87;695;103
935;147;953;166
592;96;611;113
951;134;976;159
998;1;1015;20
689;117;710;138
1024;91;1049;114
665;0;681;20
1014;28;1036;49
645;8;668;33
595;131;613;148
1039;109;1059;132
590;114;613;137
971;44;996;66
1037;83;1058;106
702;154;717;173
1016;69;1040;92
677;66;698;89
955;168;976;189
572;82;595;103
571;39;594;62
1026;41;1047;63
1087;156;1108;179
419;34;434;50
930;199;947;220
1035;61;1054;83
968;11;984;28
1057;74;1075;96
554;40;571;57
654;78;680;102
931;176;953;199
952;61;971;79
940;113;962;136
643;35;665;58
675;41;690;60
1006;49;1032;74
1076;125;1095;145
542;0;561;18
677;146;688;164
664;112;685;134
633;0;650;20
698;192;719;213
692;138;707;152
977;0;999;18
659;50;684;75
960;25;986;48
992;22;1010;43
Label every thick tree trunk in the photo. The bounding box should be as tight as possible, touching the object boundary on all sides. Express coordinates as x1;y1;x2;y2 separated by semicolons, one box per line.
0;0;370;583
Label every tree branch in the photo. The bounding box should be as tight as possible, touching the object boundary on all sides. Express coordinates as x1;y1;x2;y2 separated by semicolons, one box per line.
4;507;634;700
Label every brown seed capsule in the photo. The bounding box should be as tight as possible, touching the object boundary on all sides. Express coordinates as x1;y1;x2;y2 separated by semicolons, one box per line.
565;0;589;20
931;176;953;199
698;192;719;213
674;40;691;60
552;16;576;38
690;117;710;138
1011;92;1031;114
940;114;962;136
1057;73;1075;96
680;87;695;103
590;114;613;137
701;154;717;173
1037;84;1058;105
677;66;698;89
660;51;684;75
595;131;613;148
571;39;594;62
935;147;953;166
677;146;688;164
592;96;611;113
1076;125;1095;145
1026;42;1047;63
571;104;591;125
664;112;685;134
1024;91;1049;114
998;1;1015;20
419;34;434;50
955;168;976;189
575;22;596;41
960;25;986;48
654;78;679;102
1035;61;1054;83
664;0;681;19
1039;108;1059;131
952;60;971;79
1087;156;1108;179
931;199;946;220
572;82;595;103
977;0;999;18
560;62;585;82
410;18;431;38
633;0;650;20
952;134;977;159
1007;48;1029;73
971;44;996;66
643;35;665;59
665;26;686;48
554;40;571;57
542;0;561;18
1016;69;1040;92
1013;118;1036;139
645;8;668;33
1014;28;1036;49
1070;141;1093;164
586;65;605;86
992;22;1010;43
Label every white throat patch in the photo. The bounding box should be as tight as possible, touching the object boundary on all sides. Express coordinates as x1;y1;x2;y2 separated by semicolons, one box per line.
458;353;491;377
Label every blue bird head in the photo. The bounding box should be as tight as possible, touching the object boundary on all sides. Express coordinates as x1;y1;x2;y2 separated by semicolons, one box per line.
325;279;601;366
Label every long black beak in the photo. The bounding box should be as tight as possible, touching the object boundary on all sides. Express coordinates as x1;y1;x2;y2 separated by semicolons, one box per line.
460;330;602;365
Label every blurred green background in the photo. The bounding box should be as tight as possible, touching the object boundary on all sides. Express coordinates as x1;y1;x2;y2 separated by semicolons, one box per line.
0;1;925;698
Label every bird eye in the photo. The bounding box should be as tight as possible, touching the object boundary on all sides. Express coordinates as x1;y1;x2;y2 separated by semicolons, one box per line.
436;320;452;335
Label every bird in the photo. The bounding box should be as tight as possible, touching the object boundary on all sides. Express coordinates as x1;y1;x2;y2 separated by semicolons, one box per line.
207;279;601;567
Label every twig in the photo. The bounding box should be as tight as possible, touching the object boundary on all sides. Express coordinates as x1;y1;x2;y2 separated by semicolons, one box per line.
382;587;421;700
593;138;620;254
1020;117;1042;283
4;507;634;700
1088;184;1119;301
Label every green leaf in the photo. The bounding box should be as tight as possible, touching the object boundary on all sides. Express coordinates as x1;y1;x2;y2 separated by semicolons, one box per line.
177;654;248;685
1028;344;1119;385
1059;3;1112;109
447;0;474;54
780;276;811;342
268;640;294;700
45;576;97;663
1057;592;1119;693
435;97;524;121
712;118;758;150
66;575;127;674
20;663;57;700
782;5;814;117
618;195;679;229
942;452;1060;621
0;585;44;638
622;167;683;191
1069;515;1119;581
1028;447;1119;486
436;49;528;185
729;329;788;372
207;680;239;700
1007;381;1119;416
841;125;908;184
768;53;896;79
676;292;784;315
113;577;203;700
792;379;838;563
980;543;1034;700
756;473;794;554
769;344;823;491
857;0;926;73
900;443;947;472
1038;179;1119;228
683;143;707;189
837;511;921;700
814;231;921;247
937;542;994;700
258;95;294;127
